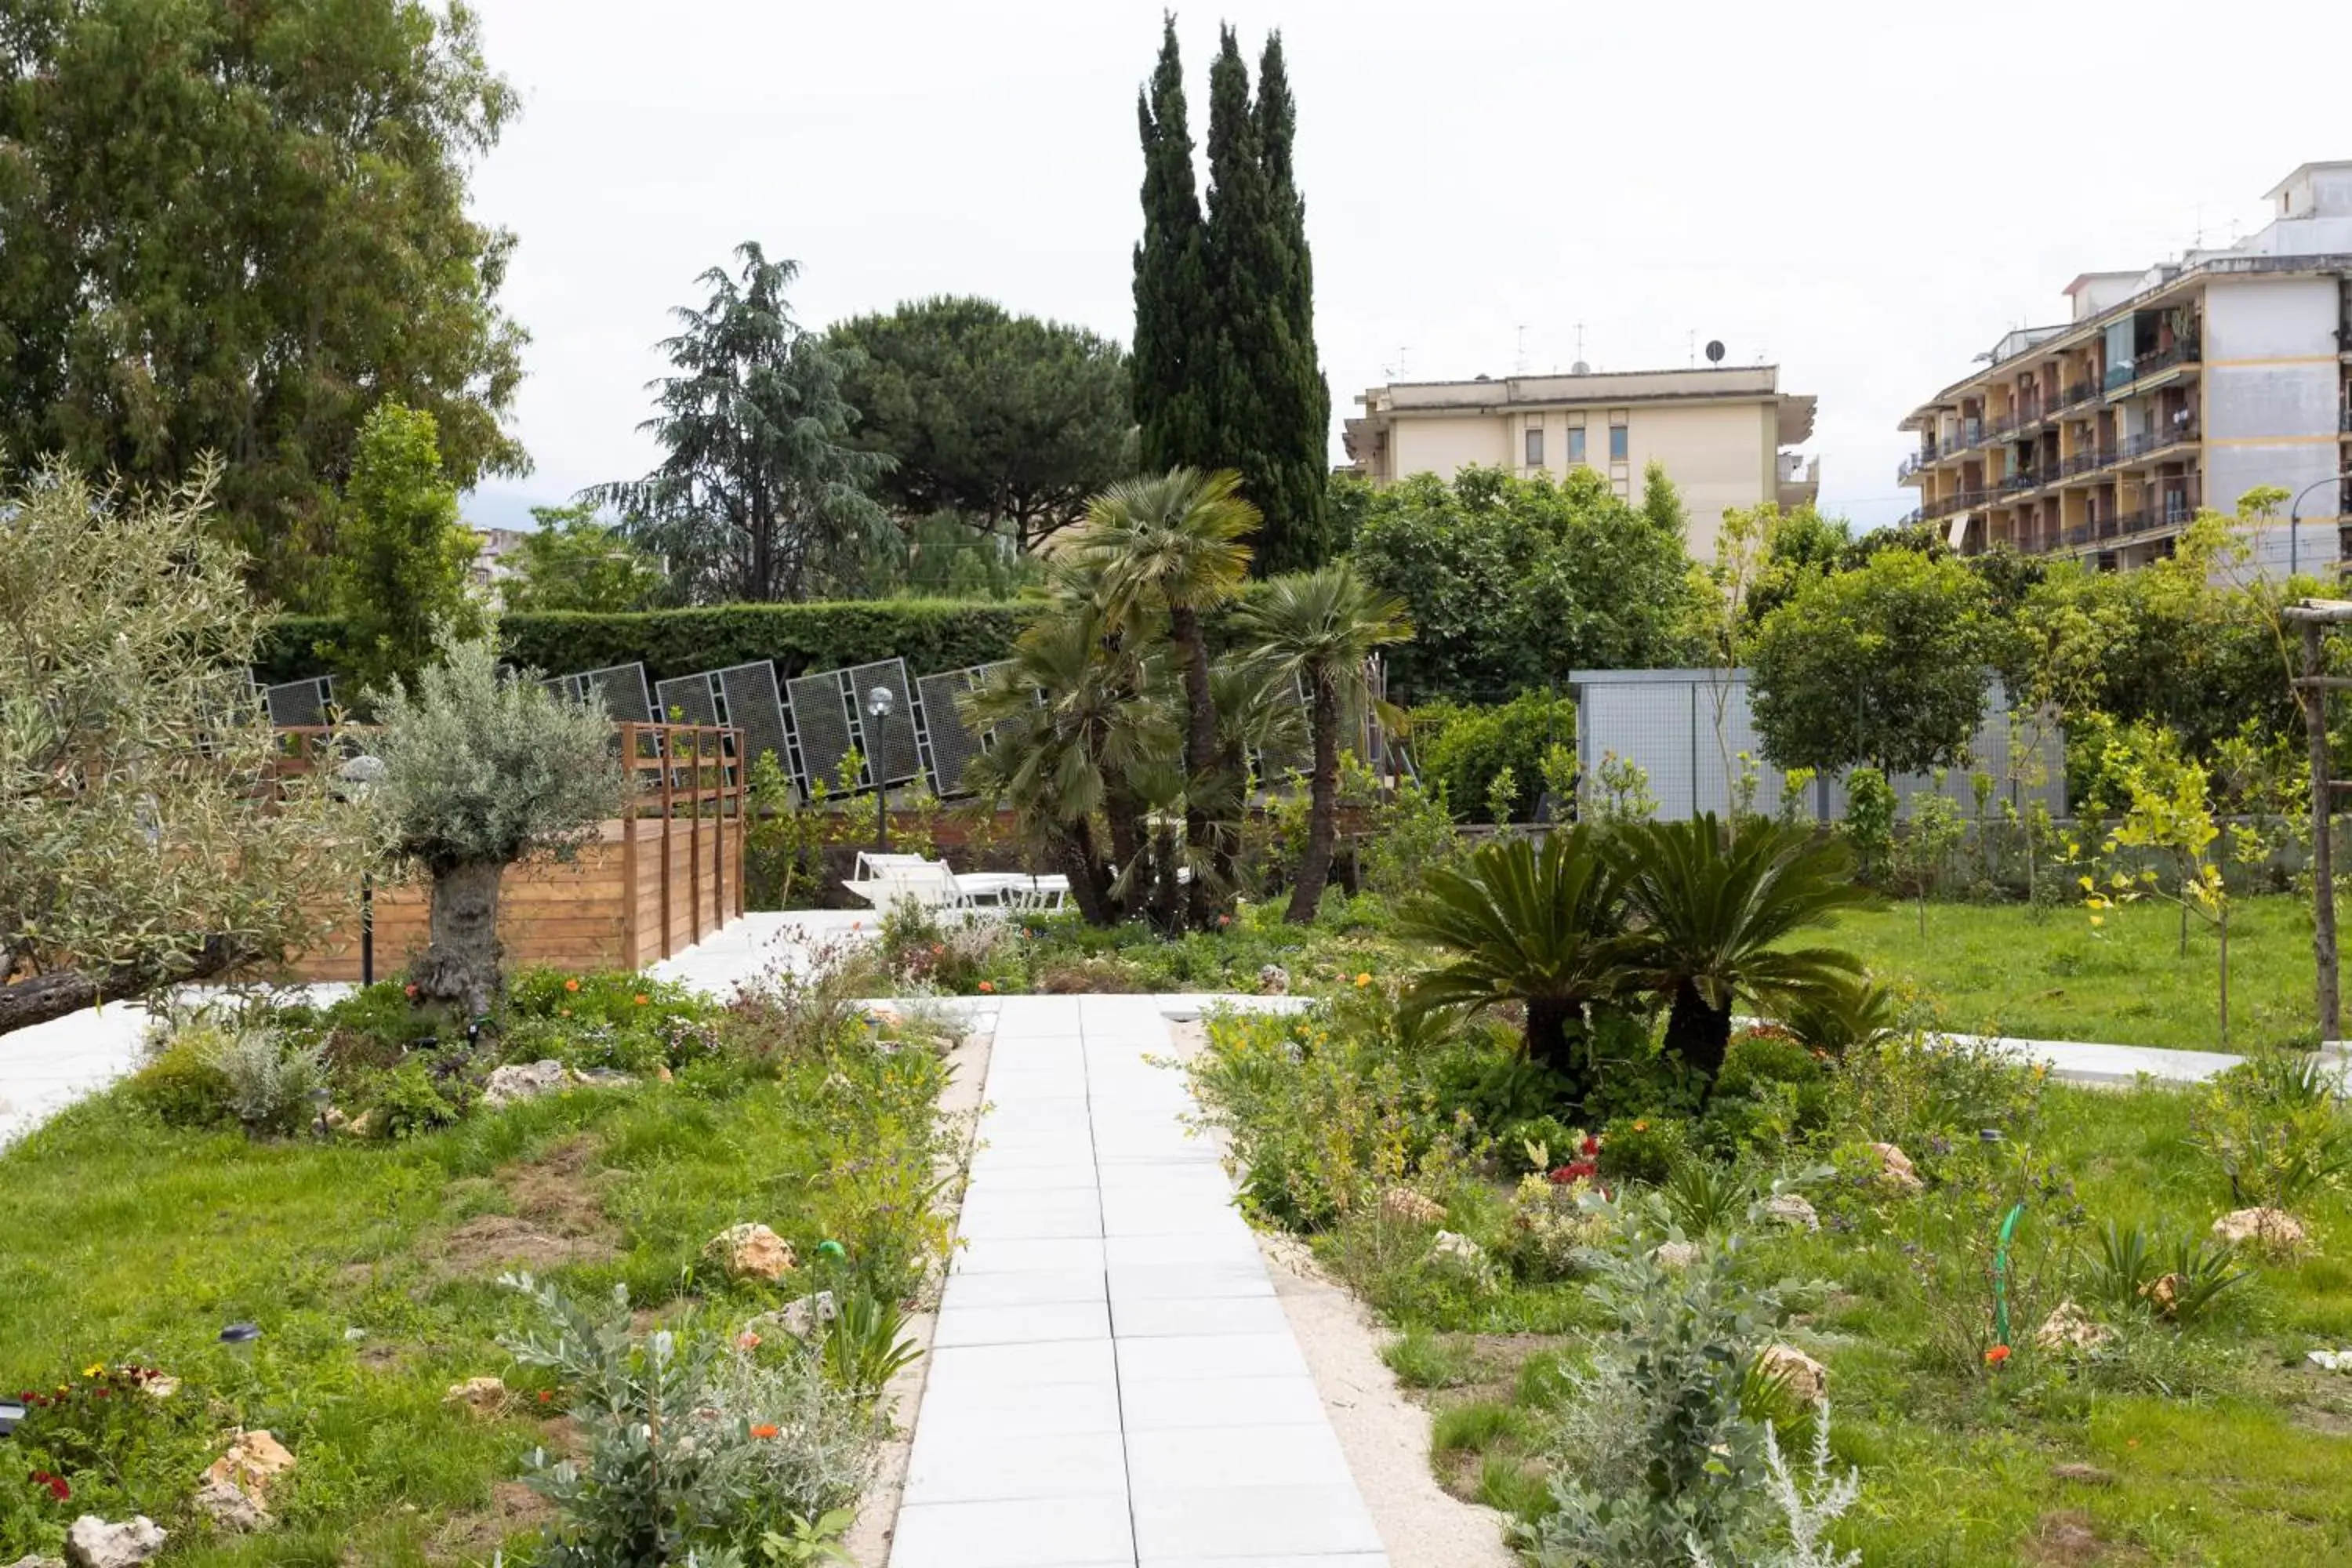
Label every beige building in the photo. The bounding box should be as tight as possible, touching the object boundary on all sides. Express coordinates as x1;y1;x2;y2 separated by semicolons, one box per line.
1899;162;2352;574
1342;364;1820;561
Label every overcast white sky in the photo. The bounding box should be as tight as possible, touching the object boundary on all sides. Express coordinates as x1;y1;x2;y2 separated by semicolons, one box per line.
462;0;2351;535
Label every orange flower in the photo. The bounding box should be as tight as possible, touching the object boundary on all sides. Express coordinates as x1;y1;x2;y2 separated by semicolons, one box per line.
1984;1345;2012;1367
634;994;650;1006
978;981;996;993
536;1390;554;1404
402;982;419;998
564;978;580;993
1633;1120;1650;1133
2125;1437;2140;1450
750;1424;780;1439
735;1331;762;1351
1353;972;1372;988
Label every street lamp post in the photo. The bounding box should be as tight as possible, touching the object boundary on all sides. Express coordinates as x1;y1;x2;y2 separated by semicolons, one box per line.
2287;469;2352;580
866;686;895;853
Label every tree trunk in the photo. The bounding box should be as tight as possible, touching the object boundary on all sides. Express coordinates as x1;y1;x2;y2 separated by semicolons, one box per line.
1056;826;1116;927
1286;676;1341;923
412;859;506;1018
1171;604;1221;931
0;936;248;1037
1105;782;1146;920
1522;997;1594;1110
1663;978;1734;1084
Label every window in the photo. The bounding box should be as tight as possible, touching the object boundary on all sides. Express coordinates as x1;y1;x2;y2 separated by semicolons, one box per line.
1607;412;1629;463
1525;425;1544;466
1566;426;1587;463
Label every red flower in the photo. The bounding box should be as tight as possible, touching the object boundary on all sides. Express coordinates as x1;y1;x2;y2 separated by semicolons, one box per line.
29;1469;71;1501
1580;1134;1600;1158
750;1423;780;1439
978;981;996;993
1548;1160;1599;1185
1984;1345;2013;1368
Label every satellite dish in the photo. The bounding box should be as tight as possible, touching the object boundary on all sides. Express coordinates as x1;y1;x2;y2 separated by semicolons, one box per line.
1704;340;1726;365
1570;361;1591;376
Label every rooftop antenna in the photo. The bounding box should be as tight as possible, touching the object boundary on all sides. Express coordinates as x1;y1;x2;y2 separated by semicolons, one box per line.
1515;325;1530;376
1688;329;1697;368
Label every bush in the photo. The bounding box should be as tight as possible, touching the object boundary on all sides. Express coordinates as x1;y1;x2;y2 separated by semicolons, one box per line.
125;1045;236;1130
1705;1028;1833;1152
2187;1056;2352;1209
201;1025;328;1134
498;1274;885;1563
1406;691;1577;824
256;600;1036;688
1595;1115;1690;1187
365;1057;471;1139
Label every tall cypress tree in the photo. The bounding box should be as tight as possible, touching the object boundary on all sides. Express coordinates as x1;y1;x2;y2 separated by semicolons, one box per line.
1134;17;1330;573
1132;16;1214;474
1250;31;1332;572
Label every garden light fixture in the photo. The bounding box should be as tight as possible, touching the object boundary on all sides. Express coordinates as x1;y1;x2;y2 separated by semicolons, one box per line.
0;1397;25;1438
866;686;895;853
220;1323;261;1348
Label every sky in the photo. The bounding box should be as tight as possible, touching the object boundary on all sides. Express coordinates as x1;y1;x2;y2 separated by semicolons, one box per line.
460;0;2352;536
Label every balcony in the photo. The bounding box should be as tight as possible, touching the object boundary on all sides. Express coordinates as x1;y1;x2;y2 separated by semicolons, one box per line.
1896;446;1939;483
2104;339;2202;395
1922;489;1991;521
2054;379;2100;415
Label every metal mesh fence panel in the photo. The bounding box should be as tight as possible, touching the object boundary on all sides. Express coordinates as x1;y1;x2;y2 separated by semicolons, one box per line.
715;662;791;781
846;658;920;786
1572;670;2064;822
786;670;857;791
578;663;654;725
654;673;721;728
263;677;334;728
916;663;1004;797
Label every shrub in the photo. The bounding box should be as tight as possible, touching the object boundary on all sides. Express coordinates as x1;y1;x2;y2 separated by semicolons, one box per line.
2187;1056;2352;1209
0;1363;212;1541
1520;1236;1791;1566
1496;1173;1610;1282
125;1045;235;1130
2089;1221;2249;1324
257;599;1036;688
1595;1115;1690;1186
1357;776;1464;894
499;1273;884;1563
1705;1028;1832;1152
366;1057;471;1139
200;1025;328;1134
1842;767;1895;884
1832;1029;2042;1156
1406;691;1578;825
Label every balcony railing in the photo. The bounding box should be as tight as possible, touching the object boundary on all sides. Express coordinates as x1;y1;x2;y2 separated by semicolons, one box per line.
1922;489;1991;521
2103;339;2202;394
2054;379;2100;415
1896;448;1938;482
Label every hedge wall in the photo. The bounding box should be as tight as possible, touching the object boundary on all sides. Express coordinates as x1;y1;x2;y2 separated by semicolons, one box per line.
255;600;1042;687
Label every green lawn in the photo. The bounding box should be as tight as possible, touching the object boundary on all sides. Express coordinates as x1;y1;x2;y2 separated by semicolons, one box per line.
0;1036;952;1565
1826;894;2326;1054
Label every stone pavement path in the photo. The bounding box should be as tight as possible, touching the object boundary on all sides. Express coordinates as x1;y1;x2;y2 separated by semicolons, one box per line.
889;992;1387;1568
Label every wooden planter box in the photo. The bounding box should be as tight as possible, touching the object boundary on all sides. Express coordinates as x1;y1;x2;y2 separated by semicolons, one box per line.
278;723;747;983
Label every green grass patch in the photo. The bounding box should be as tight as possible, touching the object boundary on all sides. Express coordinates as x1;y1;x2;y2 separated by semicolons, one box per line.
1827;893;2321;1053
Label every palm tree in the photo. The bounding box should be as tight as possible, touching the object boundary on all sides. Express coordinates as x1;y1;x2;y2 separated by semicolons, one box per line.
1610;815;1867;1082
1233;565;1412;921
1077;468;1256;927
1396;829;1631;1101
960;572;1177;926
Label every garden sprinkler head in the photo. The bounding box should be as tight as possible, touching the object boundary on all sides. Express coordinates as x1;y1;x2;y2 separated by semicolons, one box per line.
0;1398;26;1438
1979;1128;2005;1145
220;1323;261;1348
310;1084;333;1138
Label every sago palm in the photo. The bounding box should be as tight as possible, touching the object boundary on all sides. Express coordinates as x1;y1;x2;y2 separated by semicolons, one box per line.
1397;829;1631;1100
1610;815;1866;1083
1076;468;1256;926
1232;564;1413;922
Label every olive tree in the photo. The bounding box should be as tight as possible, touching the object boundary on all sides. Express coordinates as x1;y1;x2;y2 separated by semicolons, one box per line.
368;634;625;1015
1;463;366;1036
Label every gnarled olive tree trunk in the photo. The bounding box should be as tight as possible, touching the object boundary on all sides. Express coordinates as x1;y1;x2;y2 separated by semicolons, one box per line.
409;859;506;1018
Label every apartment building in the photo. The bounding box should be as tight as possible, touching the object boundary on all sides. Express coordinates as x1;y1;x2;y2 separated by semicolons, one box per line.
1343;363;1820;561
1898;162;2352;573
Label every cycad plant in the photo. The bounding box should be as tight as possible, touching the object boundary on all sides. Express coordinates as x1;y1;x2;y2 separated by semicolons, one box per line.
1611;815;1866;1083
1397;829;1630;1100
1232;564;1413;921
1077;468;1257;926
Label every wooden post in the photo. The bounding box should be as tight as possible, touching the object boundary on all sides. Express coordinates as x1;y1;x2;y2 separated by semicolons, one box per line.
659;725;676;959
2306;622;2340;1040
620;723;641;967
689;727;705;946
735;728;749;916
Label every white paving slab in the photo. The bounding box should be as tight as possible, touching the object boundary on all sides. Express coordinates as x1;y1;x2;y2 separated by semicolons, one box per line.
889;996;1396;1567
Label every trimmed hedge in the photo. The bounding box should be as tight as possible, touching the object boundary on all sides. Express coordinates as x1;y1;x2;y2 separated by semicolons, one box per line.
256;600;1041;687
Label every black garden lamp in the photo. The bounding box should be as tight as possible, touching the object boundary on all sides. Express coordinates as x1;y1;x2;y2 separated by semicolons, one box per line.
220;1323;261;1349
866;685;895;852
